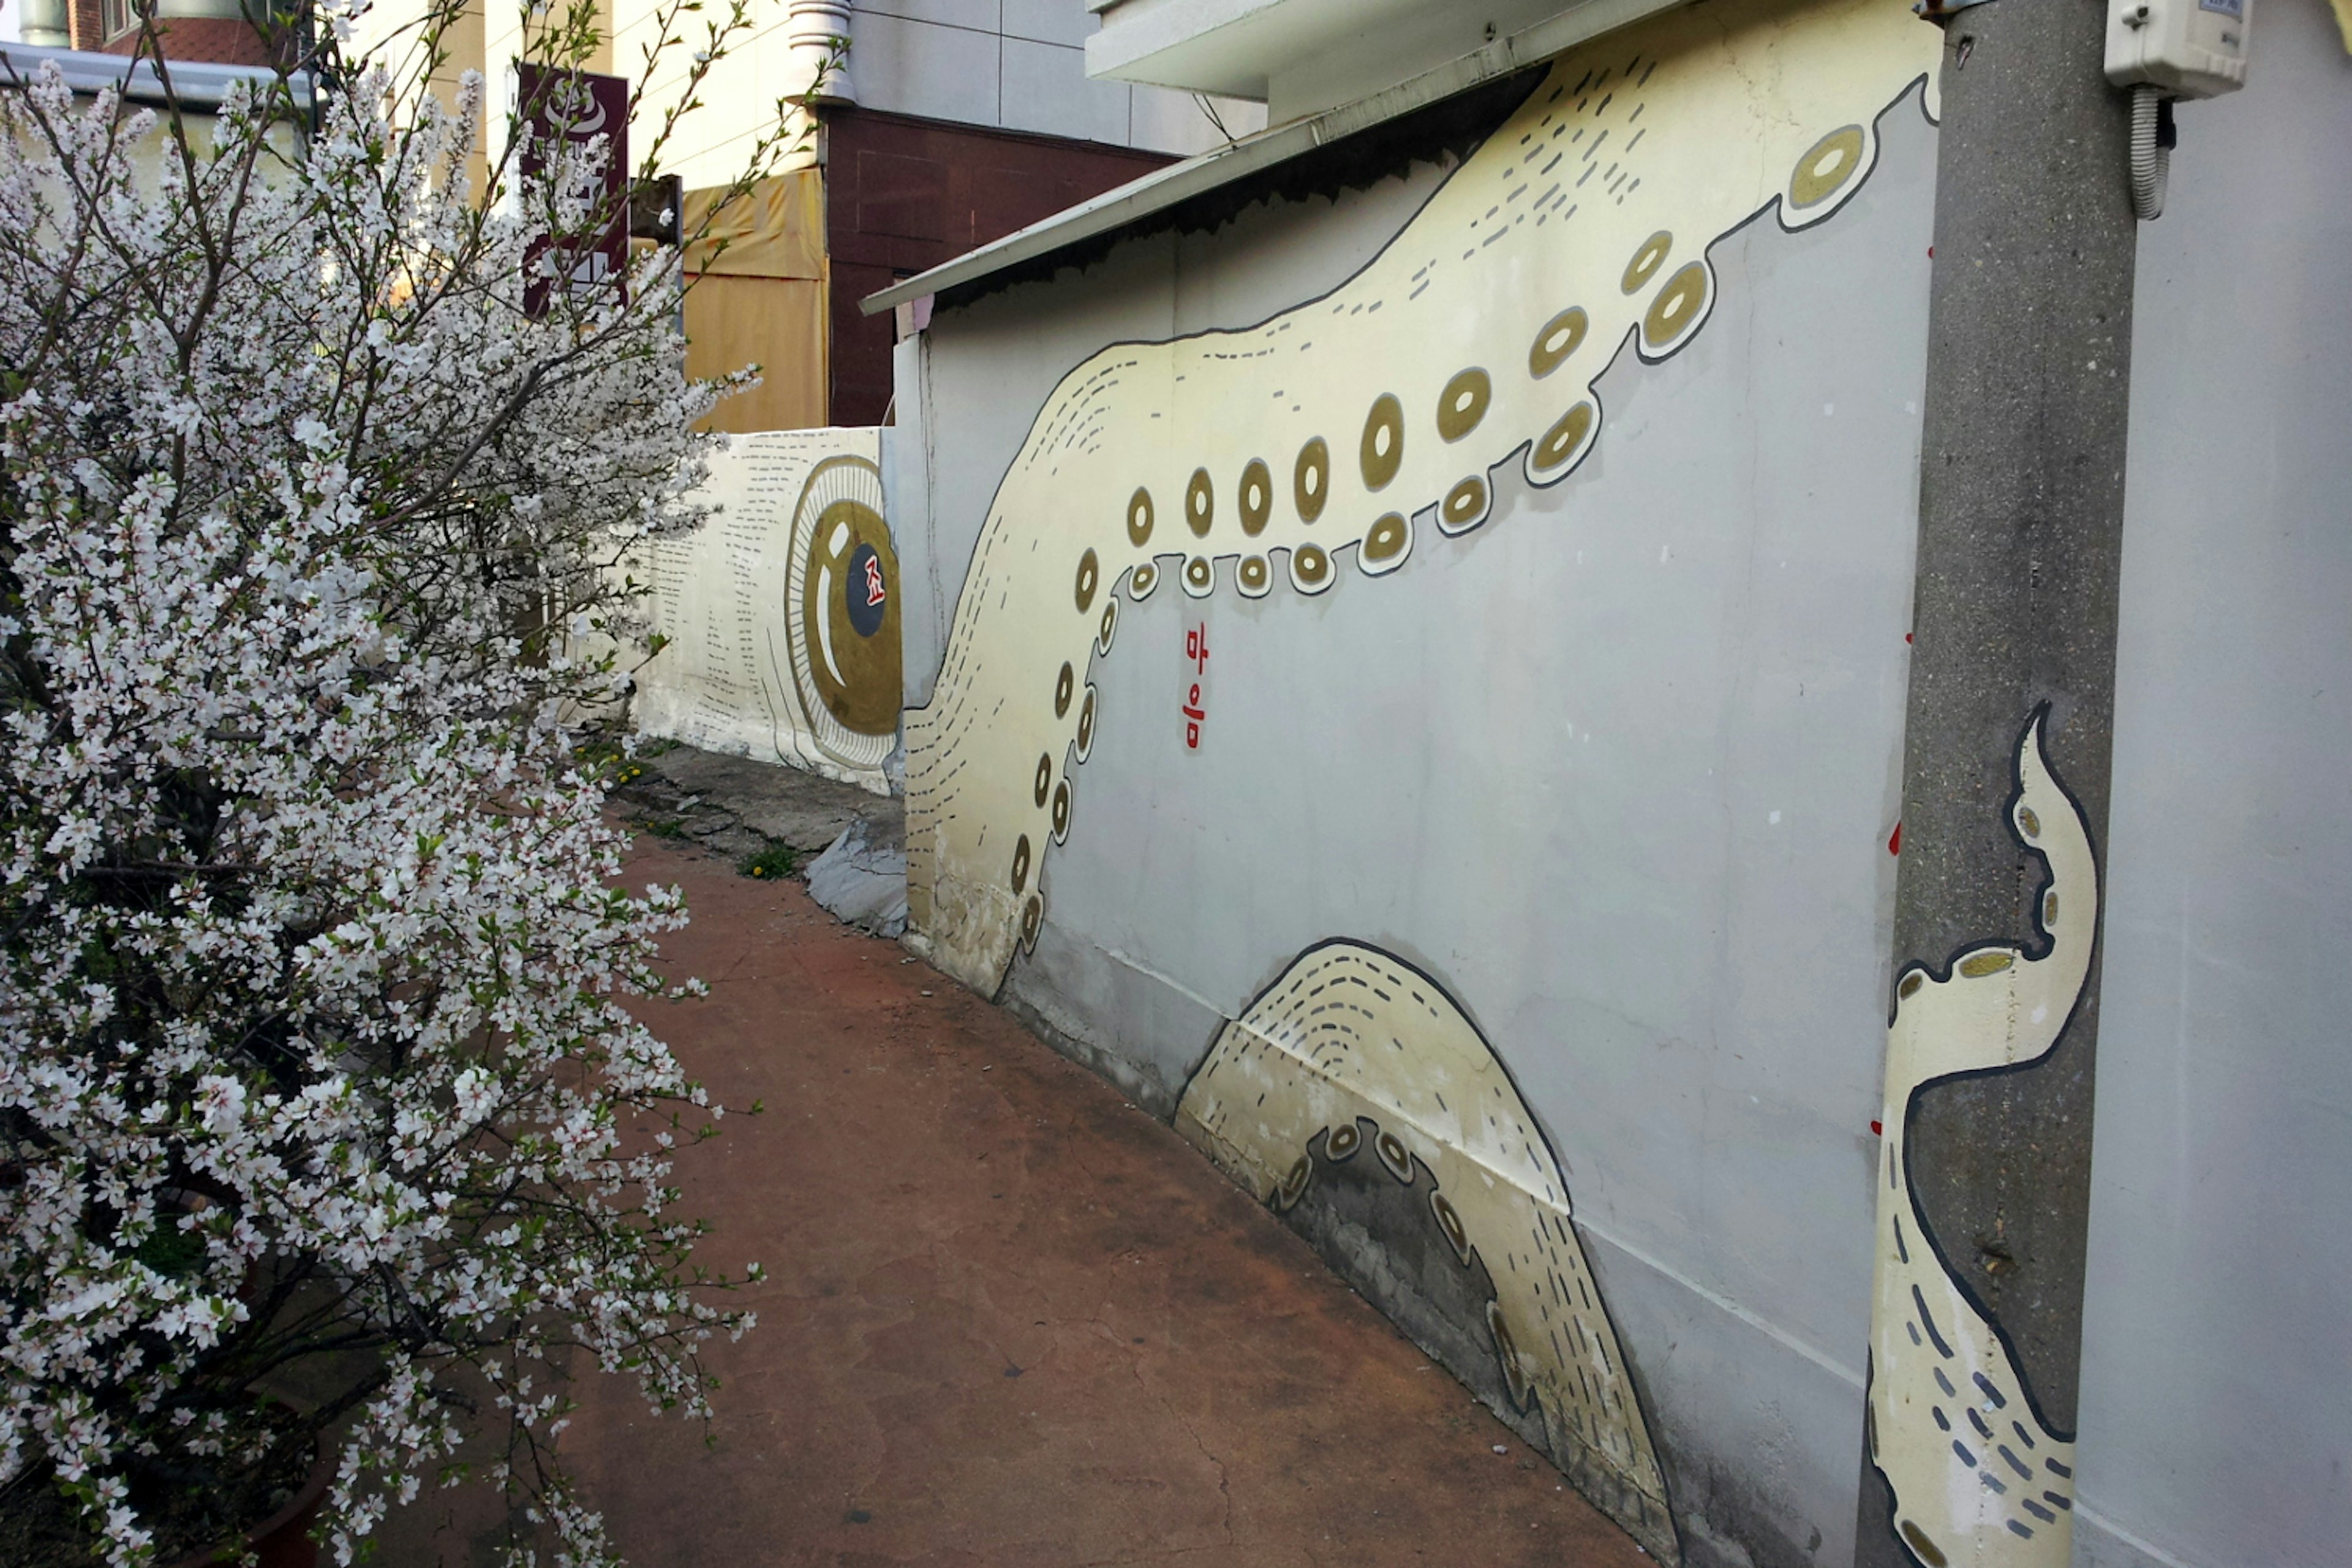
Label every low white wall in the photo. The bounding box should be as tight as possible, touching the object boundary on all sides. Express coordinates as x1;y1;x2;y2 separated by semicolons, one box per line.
631;428;900;796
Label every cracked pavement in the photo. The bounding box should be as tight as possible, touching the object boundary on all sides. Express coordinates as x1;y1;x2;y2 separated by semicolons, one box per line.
382;827;1653;1567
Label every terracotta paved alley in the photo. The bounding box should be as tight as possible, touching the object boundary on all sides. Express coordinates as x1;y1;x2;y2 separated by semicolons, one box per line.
392;831;1653;1567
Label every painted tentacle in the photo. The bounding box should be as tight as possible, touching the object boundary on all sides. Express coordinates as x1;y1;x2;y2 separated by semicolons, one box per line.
1177;941;1679;1562
1865;712;2097;1567
904;0;1941;994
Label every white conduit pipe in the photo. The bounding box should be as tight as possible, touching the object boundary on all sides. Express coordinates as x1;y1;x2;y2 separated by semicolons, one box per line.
2129;83;2169;221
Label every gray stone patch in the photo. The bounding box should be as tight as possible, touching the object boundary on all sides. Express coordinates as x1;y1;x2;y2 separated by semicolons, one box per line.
804;815;910;938
633;745;897;854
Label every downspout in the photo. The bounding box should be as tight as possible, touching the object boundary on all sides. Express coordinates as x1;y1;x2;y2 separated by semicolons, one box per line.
18;0;70;48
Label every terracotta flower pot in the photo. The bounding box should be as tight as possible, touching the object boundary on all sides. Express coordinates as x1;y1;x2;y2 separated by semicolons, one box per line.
164;1438;331;1568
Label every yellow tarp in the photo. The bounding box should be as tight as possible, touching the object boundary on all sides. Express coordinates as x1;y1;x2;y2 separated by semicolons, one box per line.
682;170;828;432
685;170;826;281
686;273;830;434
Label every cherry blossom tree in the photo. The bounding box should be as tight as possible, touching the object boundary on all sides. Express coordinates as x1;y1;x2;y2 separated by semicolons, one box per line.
0;2;807;1561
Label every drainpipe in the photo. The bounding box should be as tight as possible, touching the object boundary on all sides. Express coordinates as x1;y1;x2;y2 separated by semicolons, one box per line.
780;0;851;173
787;1;854;105
1853;1;2137;1565
19;0;70;48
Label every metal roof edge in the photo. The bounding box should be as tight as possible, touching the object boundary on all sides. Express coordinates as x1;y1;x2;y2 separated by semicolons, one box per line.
0;43;314;112
859;0;1692;318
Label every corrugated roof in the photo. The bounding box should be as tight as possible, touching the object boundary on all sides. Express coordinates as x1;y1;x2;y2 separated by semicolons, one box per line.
0;42;313;112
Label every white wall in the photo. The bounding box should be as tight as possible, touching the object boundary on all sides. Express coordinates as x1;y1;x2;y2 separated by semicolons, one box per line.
2074;10;2352;1568
633;430;901;796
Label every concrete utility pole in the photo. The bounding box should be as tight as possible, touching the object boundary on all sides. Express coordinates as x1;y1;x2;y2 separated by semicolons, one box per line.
1854;1;2138;1564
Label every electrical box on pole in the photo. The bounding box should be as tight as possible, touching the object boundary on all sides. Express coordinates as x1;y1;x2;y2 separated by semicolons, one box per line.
2105;0;2250;216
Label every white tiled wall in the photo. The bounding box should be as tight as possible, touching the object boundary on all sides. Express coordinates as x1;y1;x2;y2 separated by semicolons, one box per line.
849;0;1266;156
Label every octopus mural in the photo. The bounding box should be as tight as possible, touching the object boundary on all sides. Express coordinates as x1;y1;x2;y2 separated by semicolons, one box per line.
1177;942;1677;1561
635;430;900;793
894;0;1976;1558
904;0;1941;987
1865;712;2092;1567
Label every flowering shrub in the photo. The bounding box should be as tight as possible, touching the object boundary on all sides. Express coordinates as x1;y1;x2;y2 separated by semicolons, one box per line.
0;3;801;1561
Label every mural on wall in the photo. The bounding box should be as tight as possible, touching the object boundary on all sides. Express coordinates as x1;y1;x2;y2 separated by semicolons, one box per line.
633;429;900;794
895;0;1948;1555
903;0;1940;990
1178;941;1676;1561
1866;712;2092;1567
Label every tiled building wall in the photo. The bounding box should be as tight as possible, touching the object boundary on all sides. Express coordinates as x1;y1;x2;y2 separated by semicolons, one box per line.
851;0;1264;159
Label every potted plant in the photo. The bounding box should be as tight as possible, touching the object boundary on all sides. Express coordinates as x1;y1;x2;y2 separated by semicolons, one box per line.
0;2;810;1561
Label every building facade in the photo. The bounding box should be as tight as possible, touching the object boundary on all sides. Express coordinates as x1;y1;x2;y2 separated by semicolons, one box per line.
325;0;1265;428
15;0;282;66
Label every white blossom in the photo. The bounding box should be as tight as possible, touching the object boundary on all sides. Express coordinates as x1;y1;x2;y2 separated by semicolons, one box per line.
0;2;798;1559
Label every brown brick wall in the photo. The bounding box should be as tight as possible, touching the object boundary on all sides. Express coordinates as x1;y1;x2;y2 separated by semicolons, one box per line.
821;107;1173;428
66;0;107;50
96;17;279;66
74;1;284;67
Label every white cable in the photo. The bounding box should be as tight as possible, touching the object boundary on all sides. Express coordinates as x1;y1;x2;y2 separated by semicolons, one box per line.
2129;83;2169;221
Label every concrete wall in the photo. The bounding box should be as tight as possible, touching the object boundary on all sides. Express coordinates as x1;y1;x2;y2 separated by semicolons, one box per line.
892;3;1943;1562
888;4;2352;1567
2072;10;2352;1568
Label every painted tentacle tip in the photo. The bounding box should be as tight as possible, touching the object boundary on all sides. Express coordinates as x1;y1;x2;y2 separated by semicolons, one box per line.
1889;711;2091;1009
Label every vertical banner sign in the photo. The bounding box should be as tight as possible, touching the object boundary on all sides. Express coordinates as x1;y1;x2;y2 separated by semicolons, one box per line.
518;62;629;318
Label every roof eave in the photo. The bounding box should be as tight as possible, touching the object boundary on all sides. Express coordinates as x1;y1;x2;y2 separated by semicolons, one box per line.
859;0;1694;318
